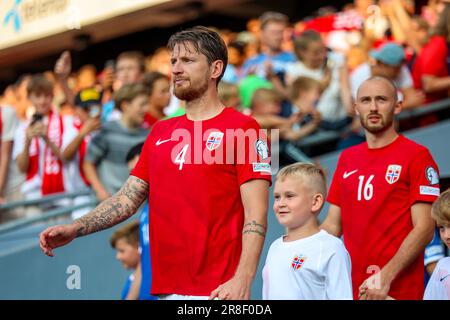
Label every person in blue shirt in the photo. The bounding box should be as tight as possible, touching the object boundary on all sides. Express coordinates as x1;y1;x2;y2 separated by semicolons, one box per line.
242;11;295;81
242;11;296;117
126;142;158;300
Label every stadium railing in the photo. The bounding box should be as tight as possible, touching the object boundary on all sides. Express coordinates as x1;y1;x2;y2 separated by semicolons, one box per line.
0;190;97;235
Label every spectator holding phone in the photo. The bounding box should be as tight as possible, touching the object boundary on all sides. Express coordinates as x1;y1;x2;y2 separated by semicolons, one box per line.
61;88;102;219
13;75;72;215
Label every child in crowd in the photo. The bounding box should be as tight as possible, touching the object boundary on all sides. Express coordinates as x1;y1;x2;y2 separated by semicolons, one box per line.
126;142;157;300
110;220;141;300
262;162;352;299
424;189;450;300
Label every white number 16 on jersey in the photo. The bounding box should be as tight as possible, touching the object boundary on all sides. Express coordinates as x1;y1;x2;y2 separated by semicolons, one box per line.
357;175;374;201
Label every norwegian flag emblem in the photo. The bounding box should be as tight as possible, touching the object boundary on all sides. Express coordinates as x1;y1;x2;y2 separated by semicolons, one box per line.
385;165;402;184
291;255;306;271
205;131;224;151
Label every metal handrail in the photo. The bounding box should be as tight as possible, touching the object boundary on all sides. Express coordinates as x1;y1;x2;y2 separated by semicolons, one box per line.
0;190;92;211
0;200;97;235
397;97;450;121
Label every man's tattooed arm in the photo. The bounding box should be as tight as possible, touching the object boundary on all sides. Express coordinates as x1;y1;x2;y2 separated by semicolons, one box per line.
73;176;149;237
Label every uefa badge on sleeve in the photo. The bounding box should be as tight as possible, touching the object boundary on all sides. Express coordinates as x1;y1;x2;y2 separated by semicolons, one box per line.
385;165;402;184
255;139;269;160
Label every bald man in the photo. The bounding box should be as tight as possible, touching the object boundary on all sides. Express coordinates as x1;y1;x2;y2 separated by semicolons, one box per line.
321;76;440;300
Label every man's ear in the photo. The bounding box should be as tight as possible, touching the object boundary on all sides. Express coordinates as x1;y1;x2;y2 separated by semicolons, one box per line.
394;99;403;115
354;102;360;116
210;60;224;80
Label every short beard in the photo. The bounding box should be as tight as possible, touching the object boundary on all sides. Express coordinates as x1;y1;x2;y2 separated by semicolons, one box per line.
361;113;394;134
174;80;208;102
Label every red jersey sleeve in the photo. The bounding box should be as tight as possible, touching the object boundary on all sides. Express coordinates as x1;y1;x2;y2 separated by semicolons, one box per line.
130;125;156;183
409;148;440;205
235;119;272;186
327;153;344;207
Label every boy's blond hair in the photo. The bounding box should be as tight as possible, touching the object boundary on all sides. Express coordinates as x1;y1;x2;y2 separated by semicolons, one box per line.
432;189;450;226
250;88;282;109
276;162;327;200
110;220;140;248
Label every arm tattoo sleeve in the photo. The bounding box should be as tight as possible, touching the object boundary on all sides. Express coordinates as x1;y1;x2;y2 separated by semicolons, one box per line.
74;176;149;237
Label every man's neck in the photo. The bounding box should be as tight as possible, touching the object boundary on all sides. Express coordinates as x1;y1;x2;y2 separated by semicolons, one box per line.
185;89;225;121
365;127;399;149
262;45;282;57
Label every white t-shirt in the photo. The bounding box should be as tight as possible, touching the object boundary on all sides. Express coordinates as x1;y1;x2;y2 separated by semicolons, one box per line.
424;257;450;300
1;106;24;192
286;52;348;121
12;114;73;199
350;63;413;101
262;229;353;300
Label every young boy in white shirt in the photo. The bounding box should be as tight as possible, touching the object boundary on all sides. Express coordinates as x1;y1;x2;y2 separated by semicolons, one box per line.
262;162;353;300
424;189;450;300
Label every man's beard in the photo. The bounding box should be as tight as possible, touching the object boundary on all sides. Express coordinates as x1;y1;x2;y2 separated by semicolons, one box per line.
174;78;208;102
360;112;394;134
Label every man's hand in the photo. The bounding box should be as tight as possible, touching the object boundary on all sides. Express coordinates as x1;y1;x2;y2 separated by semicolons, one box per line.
80;117;101;136
209;274;252;300
0;196;6;205
54;51;71;80
358;270;392;300
26;122;47;141
39;223;79;257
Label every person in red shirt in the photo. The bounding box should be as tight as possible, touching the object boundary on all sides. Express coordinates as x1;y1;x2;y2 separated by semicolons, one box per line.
321;76;439;300
412;34;450;103
39;26;271;300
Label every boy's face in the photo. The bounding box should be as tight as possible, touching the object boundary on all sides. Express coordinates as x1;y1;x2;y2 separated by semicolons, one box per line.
257;100;281;115
29;91;53;115
273;177;315;230
123;94;149;127
114;238;140;270
438;222;450;248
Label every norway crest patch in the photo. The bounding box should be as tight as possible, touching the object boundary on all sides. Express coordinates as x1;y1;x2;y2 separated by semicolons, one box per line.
205;131;224;151
385;165;402;184
291;255;306;271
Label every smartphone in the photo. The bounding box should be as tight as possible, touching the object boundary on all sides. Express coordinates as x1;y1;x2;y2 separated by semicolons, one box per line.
30;113;43;126
104;59;115;72
89;105;101;118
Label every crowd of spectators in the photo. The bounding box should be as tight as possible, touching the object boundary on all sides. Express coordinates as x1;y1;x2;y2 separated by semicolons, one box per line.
1;0;450;223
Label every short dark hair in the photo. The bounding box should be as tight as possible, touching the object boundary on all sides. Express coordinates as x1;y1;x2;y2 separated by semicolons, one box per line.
259;11;289;30
143;71;168;96
167;26;228;83
126;142;144;163
27;74;53;97
116;51;146;73
294;30;322;54
114;83;148;111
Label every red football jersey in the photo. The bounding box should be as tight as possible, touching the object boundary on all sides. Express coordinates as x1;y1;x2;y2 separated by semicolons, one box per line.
328;135;440;300
131;107;272;296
